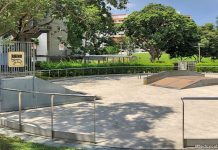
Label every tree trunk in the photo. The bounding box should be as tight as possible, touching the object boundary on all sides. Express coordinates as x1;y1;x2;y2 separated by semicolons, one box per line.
148;47;162;63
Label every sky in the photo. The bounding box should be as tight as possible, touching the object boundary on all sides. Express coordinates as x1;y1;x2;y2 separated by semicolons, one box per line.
112;0;218;25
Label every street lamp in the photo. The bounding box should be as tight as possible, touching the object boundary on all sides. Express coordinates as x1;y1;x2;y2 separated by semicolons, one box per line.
194;43;204;62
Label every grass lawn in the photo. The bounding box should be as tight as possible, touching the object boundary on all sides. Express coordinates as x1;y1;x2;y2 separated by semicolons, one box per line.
132;52;218;66
0;134;76;150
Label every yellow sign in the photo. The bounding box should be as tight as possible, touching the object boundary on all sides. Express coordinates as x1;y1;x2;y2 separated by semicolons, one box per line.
8;52;25;67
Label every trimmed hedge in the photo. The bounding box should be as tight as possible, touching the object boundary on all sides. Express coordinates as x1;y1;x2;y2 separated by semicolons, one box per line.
37;66;174;78
196;63;218;72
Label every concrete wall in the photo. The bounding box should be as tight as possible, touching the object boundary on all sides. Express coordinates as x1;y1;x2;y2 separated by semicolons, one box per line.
47;20;71;56
0;76;94;112
37;33;48;61
0;117;94;142
184;139;218;148
184;78;218;89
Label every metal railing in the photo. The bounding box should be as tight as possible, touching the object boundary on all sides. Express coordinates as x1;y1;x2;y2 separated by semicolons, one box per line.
181;97;218;148
35;65;218;79
36;66;174;79
0;87;96;142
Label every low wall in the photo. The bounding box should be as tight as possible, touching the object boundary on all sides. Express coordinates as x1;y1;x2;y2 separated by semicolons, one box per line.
144;71;204;85
0;117;94;142
184;78;218;89
184;139;218;148
0;76;94;112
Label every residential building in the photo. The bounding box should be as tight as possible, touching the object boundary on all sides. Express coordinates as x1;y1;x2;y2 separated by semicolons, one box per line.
112;14;128;43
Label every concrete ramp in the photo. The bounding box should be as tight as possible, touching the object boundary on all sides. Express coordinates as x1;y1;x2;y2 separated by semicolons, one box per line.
144;71;218;89
151;76;211;89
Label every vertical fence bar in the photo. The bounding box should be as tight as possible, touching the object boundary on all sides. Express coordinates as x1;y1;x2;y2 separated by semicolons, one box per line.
51;95;54;139
49;70;51;78
18;92;22;131
93;97;96;143
182;98;184;148
33;46;36;76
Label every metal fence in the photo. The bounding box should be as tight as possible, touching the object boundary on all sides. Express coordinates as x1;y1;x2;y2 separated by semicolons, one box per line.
0;42;35;76
36;66;174;79
0;87;96;142
35;65;218;79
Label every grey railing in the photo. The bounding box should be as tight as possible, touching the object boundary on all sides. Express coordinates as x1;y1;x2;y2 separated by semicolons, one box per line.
36;66;174;78
35;65;218;79
0;87;96;142
181;97;218;148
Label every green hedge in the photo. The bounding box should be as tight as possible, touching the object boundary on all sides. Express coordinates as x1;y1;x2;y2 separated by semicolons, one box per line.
196;63;218;72
197;66;218;72
36;60;174;78
37;66;174;78
36;60;173;70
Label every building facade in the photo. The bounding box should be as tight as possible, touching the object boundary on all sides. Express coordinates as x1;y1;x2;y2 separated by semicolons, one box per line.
111;14;128;43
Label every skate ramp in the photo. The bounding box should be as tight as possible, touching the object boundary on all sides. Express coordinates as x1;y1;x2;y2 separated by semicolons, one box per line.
144;71;218;89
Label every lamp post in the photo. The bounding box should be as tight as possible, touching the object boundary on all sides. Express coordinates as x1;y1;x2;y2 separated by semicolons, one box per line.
198;43;201;63
194;43;203;62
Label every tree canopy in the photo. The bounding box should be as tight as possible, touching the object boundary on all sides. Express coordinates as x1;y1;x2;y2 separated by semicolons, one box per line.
0;0;52;40
0;0;127;39
199;23;218;60
123;3;199;62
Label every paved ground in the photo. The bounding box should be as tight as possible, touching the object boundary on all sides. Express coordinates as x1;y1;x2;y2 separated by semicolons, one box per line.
1;74;218;149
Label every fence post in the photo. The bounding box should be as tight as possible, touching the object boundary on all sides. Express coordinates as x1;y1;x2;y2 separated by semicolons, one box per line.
66;69;68;77
40;71;42;78
93;97;96;143
18;92;22;132
51;95;54;139
182;98;185;148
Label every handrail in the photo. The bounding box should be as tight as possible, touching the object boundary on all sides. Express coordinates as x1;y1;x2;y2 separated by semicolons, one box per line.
181;96;218;148
182;97;218;100
37;65;174;72
0;87;96;142
0;87;96;98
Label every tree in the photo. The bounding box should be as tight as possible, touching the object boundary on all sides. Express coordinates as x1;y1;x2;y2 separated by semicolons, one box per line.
0;0;53;40
104;46;120;54
123;3;199;62
0;0;128;43
216;16;218;28
60;0;128;55
199;23;218;60
118;37;135;55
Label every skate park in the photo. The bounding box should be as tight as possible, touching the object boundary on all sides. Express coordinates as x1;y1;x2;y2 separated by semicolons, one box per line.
1;42;218;149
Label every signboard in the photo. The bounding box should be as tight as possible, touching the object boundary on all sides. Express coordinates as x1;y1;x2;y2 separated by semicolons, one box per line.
8;52;25;67
59;43;65;51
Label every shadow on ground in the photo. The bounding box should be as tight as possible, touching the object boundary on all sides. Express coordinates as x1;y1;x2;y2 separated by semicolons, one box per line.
1;101;175;149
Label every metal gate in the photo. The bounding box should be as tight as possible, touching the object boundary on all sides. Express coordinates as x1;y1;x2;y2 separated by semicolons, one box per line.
0;41;35;77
